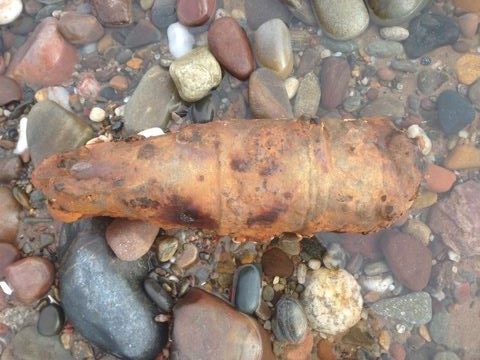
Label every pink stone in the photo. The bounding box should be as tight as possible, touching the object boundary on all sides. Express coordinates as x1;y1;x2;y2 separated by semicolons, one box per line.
76;74;101;100
7;17;78;88
424;163;456;193
177;0;216;27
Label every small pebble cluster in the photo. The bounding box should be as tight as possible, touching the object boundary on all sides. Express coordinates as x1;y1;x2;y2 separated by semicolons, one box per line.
0;0;479;359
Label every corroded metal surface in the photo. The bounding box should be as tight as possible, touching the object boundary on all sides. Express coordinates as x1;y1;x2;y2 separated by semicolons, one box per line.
32;118;421;241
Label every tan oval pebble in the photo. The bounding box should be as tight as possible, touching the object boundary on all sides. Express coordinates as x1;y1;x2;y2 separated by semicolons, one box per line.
175;243;198;269
455;53;480;85
444;144;480;170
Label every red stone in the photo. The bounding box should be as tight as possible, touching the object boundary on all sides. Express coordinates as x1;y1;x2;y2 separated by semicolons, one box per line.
5;257;55;304
284;331;314;360
177;0;216;27
389;342;406;360
91;0;132;26
316;339;336;360
106;219;159;261
0;243;20;278
0;187;21;244
0;76;22;106
172;288;275;360
340;232;382;260
320;57;350;110
261;247;294;277
453;281;471;304
6;17;78;88
424;163;456;193
208;17;255;80
381;231;432;291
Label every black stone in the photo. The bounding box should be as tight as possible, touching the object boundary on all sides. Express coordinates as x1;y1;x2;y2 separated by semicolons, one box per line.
37;303;65;337
192;94;216;123
144;278;175;313
232;264;261;315
59;218;168;360
436;90;475;135
404;13;460;59
151;0;177;29
272;295;308;344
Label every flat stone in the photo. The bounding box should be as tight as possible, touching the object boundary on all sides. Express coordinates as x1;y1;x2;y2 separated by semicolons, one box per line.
402;219;432;246
106;219;159;261
273;295;308;344
417;69;449;95
294;72;320;117
59;218;168;359
169;47;222;102
379;26;410;41
245;0;291;31
5;257;55;304
429;180;480;256
0;0;22;25
0;243;20;278
124;19;162;48
156;236;179;262
261;247;294;278
365;40;404;58
124;65;180;134
232;264;261;315
320;57;350;110
0;76;22;106
429;300;480;359
453;0;480;12
444;144;480;170
0;187;21;244
254;19;293;79
176;243;198;269
458;13;479;38
366;0;430;26
151;0;177;28
27;100;93;166
320;37;358;53
312;0;369;40
424;163;456;193
436;90;475;135
144;278;174;313
456;53;480;85
91;0;132;27
404;13;460;59
1;326;72;360
37;303;65;336
249;68;293;118
380;231;432;291
371;292;432;325
7;17;78;88
391;59;418;73
58;12;104;45
208;16;255;80
172;287;275;360
177;0;215;27
301;268;362;336
360;96;405;118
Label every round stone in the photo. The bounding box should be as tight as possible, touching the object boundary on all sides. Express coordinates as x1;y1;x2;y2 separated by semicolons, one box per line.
261;247;294;278
312;0;369;40
366;0;430;26
301;268;363;336
37;303;65;336
89;107;106;122
0;0;23;25
177;0;216;27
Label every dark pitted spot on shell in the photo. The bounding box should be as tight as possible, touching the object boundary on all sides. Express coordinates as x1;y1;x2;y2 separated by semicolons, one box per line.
230;158;251;172
137;143;156;159
247;205;287;226
272;295;308;344
259;160;279;176
159;194;218;229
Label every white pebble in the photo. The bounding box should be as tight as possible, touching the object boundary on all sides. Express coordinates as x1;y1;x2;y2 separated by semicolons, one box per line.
114;104;126;117
297;263;307;284
360;274;394;293
14;117;28;155
167;22;195;59
447;250;461;263
272;276;280;285
137;127;165;138
396;324;406;334
284;77;299;99
407;124;432;156
308;259;321;270
0;0;23;25
89;107;106;122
